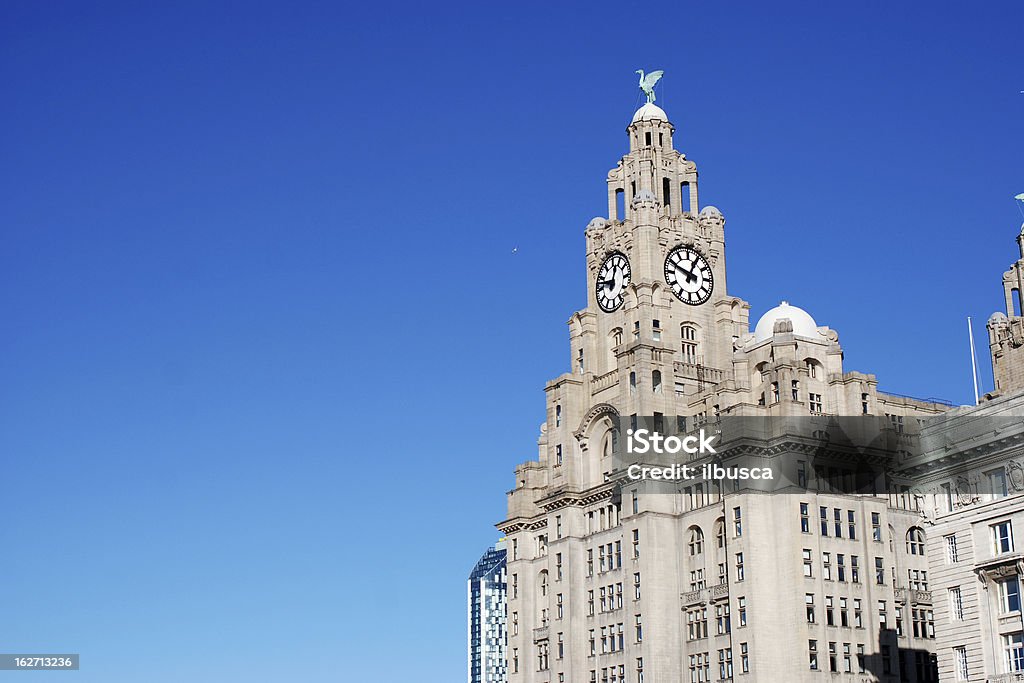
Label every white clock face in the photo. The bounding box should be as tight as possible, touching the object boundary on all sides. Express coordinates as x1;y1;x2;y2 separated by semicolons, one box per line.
596;252;631;312
665;246;714;305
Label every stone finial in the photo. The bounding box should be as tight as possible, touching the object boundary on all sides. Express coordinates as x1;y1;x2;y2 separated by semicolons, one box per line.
773;318;794;335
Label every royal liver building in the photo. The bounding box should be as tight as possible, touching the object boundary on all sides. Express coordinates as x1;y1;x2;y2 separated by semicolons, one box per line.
495;77;1024;683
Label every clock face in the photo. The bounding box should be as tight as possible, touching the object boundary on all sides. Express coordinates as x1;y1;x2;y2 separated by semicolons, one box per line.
665;246;714;305
596;252;631;312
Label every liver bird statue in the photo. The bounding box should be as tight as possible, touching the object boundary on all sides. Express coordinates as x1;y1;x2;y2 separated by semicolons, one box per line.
636;69;664;104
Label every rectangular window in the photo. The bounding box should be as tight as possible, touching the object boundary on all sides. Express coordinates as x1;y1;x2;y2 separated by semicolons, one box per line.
828;641;837;672
875;557;885;585
740;642;749;673
837;554;846;582
949;586;964;621
556;515;562;538
556;552;563;580
834;508;843;538
823;552;832;581
802;548;813;577
853;598;862;628
632;529;640;558
946;534;959;564
1006;633;1024;673
954;646;968;681
825;595;834;626
809;393;823;413
800;502;810;532
1001;577;1022;613
733;507;742;537
634;572;641;600
942;482;954;512
993;521;1014;555
798;460;807;488
806;593;815;623
716;603;731;635
989;467;1009;498
871;512;882;541
808;640;818;670
735;552;745;582
632;490;639;515
718;647;733;681
820;506;829;536
851;555;860;583
635;614;642;642
848;510;856;539
878;600;887;629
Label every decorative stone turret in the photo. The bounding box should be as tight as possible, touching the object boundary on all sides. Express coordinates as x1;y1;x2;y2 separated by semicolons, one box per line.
987;224;1024;398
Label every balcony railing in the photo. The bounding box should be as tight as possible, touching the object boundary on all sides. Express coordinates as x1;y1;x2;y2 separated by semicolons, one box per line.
894;587;932;604
681;588;707;605
533;625;549;642
674;361;724;385
710;583;729;600
591;369;618;394
989;673;1024;683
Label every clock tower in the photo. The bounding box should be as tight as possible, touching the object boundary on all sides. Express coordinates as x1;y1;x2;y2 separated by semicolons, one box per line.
496;78;950;683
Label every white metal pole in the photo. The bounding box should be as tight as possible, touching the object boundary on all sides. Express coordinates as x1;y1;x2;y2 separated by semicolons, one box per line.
968;316;980;405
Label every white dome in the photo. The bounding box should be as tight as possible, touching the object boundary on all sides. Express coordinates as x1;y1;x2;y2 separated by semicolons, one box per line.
632;102;668;123
699;206;723;217
990;311;1009;322
753;301;823;343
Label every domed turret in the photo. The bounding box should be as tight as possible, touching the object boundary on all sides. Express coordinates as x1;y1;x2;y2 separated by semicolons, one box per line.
631;102;668;123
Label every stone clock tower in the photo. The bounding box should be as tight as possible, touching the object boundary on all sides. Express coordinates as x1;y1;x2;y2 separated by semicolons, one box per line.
496;82;948;683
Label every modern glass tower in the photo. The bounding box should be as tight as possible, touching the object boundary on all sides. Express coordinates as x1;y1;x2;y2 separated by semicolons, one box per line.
469;541;508;683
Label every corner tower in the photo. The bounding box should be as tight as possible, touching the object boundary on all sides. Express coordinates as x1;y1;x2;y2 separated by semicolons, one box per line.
987;223;1024;397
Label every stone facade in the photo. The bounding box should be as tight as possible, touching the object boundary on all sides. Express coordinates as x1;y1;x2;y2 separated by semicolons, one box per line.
901;392;1024;683
496;100;955;683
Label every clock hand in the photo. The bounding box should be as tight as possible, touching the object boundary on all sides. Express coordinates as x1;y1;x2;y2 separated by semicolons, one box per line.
676;262;698;284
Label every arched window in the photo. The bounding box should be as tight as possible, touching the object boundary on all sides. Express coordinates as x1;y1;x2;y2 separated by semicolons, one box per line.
681;324;698;364
652;370;662;394
907;527;926;556
539;570;549;596
715;518;726;549
688;526;705;556
629;371;637;395
805;359;820;379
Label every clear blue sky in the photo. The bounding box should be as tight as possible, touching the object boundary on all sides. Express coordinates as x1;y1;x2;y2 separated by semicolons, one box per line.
1;2;1022;681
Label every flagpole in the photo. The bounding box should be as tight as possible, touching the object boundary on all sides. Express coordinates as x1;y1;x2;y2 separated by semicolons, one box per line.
968;316;980;405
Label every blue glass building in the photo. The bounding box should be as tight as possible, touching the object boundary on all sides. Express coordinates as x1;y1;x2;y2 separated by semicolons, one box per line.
468;541;507;683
